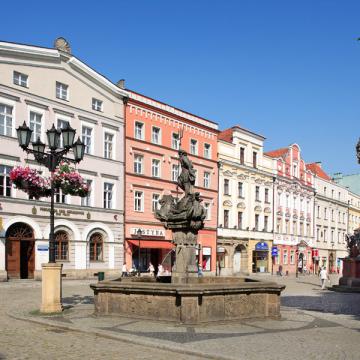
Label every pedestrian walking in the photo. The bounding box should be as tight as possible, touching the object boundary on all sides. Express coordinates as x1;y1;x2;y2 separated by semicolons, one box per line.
319;267;328;290
148;262;155;277
121;263;128;277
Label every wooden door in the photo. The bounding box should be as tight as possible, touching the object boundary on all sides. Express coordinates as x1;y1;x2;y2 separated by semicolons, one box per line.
6;240;20;279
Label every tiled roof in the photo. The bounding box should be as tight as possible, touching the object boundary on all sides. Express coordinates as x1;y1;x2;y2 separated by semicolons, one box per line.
306;163;331;181
264;148;288;158
218;128;235;143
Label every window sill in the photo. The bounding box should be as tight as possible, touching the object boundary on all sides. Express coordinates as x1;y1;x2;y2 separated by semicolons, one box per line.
90;260;105;263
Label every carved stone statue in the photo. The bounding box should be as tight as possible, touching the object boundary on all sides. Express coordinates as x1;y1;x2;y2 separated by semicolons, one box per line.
155;149;206;283
346;229;360;258
356;138;360;164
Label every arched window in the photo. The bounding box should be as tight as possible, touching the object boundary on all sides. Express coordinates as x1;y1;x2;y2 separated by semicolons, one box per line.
90;233;103;261
55;231;69;260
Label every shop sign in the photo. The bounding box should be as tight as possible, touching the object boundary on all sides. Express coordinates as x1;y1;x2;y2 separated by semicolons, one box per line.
39;207;84;217
131;227;165;238
37;245;49;251
255;242;268;251
271;246;278;256
217;247;226;253
203;247;212;255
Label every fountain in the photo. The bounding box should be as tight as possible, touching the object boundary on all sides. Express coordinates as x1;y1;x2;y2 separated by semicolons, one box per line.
90;149;285;324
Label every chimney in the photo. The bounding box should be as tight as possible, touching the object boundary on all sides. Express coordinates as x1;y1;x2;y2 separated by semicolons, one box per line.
116;79;125;89
315;161;322;168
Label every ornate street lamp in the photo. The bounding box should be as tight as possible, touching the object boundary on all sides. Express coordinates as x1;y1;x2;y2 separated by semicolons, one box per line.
16;122;85;263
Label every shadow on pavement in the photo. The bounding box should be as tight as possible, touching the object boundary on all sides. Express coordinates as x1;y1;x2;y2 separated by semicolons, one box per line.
62;294;94;306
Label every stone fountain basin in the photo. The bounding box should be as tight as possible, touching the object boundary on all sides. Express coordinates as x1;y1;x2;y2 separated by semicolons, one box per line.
90;277;285;325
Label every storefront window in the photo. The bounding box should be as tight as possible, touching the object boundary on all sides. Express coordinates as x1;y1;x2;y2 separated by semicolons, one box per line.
202;247;211;271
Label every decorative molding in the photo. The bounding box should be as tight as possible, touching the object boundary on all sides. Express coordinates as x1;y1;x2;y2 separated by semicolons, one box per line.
102;122;119;131
24;99;49;110
223;170;233;177
53;108;74;118
100;173;119;180
78;169;98;177
223;200;233;207
0;153;20;162
78;115;98;125
0;92;20;102
264;207;272;214
237;202;246;209
254;205;262;212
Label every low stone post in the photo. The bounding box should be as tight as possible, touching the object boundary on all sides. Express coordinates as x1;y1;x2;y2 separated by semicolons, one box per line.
40;263;63;313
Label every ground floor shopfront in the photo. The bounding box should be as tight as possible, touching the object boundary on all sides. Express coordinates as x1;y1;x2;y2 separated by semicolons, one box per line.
124;225;217;275
0;201;124;281
317;248;348;275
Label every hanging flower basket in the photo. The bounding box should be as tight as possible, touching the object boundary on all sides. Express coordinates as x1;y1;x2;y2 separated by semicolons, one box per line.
10;162;90;199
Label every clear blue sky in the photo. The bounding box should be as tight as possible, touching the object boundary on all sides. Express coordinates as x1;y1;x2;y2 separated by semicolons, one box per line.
2;0;360;175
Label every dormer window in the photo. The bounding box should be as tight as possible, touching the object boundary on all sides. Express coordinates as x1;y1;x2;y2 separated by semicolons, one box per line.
13;71;28;87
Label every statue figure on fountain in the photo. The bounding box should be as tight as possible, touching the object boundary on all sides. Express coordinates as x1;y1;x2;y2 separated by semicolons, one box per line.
155;149;206;282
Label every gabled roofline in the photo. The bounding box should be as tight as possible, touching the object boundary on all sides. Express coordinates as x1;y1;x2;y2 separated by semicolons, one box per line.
0;40;128;98
228;125;266;141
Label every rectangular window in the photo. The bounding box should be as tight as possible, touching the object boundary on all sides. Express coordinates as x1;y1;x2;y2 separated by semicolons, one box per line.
56;81;68;100
224;210;229;228
316;227;320;242
293;221;297;236
190;139;198;155
204;202;211;220
0;104;13;136
202;247;211;271
203;171;210;188
224;179;230;195
134;154;143;174
57;119;69;148
265;188;269;203
240;147;245;164
81;179;92;207
253;151;257;168
55;187;66;204
290;250;295;265
172;133;180;150
286;220;290;234
300;222;304;236
238;182;243;198
152;193;160;212
324;208;327;220
0;165;12;197
103;183;113;209
238;212;243;229
283;250;288;265
13;71;28;87
29;111;42;142
104;132;113;159
172;164;179;182
255;214;259;231
151;159;160;178
204;143;211;159
152;126;161;144
323;228;327;242
255;186;260;201
317;205;321;218
82;126;92;154
135;121;144;140
92;98;103;111
134;190;143;212
264;216;269;232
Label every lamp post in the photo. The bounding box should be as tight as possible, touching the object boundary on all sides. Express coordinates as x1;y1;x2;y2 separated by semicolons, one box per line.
16;122;85;263
136;228;142;276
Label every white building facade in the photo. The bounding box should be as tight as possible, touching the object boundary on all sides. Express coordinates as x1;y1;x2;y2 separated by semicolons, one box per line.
217;126;276;275
0;39;127;280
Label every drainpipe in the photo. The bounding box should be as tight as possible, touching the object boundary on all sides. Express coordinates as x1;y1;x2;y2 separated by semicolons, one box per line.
215;160;221;276
122;96;128;269
272;176;276;274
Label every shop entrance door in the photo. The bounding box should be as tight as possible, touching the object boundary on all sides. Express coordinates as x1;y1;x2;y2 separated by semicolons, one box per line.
252;250;268;273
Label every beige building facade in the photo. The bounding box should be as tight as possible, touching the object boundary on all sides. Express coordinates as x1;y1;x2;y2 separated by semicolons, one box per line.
0;40;127;280
217;126;275;275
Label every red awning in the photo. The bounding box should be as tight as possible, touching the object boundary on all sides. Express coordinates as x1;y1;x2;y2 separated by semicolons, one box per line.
127;239;174;250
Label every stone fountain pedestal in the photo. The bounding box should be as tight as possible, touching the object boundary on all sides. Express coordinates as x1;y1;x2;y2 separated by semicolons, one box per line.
332;257;360;292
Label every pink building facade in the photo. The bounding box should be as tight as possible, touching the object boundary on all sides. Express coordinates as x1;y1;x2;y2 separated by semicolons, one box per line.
124;91;218;275
265;144;315;275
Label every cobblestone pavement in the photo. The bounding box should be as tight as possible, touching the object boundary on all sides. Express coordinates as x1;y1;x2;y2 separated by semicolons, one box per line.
1;276;360;360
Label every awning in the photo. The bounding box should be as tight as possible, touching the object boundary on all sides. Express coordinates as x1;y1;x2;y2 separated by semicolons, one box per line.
127;239;174;250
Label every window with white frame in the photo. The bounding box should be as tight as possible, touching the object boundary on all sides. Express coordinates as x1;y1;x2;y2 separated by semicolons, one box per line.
134;154;143;174
172;133;180;150
290;250;295;264
134;190;143;212
152;193;160;212
238;182;243;198
57;119;69;148
81;179;92;207
0;165;12;197
203;171;210;188
55;187;67;204
152;126;161;144
204;202;211;220
204;143;211;159
103;182;113;209
92;98;103;111
135;121;144;140
29;111;42;142
82;126;93;154
104;132;113;159
172;164;179;182
13;71;28;87
190;139;198;155
151;159;160;178
0;104;13;136
56;81;68;100
224;179;230;195
283;250;288;264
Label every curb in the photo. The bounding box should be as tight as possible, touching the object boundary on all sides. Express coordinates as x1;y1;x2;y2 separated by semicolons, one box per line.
8;310;236;360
